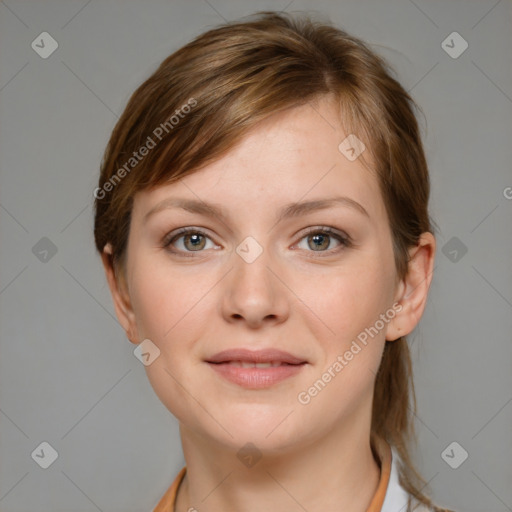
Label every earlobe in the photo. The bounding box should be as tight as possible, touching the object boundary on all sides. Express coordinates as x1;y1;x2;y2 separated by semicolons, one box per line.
385;232;436;342
100;243;139;345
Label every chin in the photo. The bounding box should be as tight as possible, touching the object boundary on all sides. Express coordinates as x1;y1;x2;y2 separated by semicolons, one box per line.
206;406;308;453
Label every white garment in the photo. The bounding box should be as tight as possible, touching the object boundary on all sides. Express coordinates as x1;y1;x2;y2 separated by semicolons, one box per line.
381;448;432;512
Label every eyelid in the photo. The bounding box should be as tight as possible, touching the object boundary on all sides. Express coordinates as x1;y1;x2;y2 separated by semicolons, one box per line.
298;225;350;240
163;226;213;244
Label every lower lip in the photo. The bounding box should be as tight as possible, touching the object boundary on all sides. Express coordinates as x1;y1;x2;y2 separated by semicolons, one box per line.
207;362;306;389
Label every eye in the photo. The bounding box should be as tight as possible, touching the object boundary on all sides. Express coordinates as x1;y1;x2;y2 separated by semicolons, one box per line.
163;226;351;257
295;227;350;253
163;228;218;255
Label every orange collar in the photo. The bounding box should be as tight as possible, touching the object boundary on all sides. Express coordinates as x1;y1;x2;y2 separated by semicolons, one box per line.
153;439;392;512
366;437;392;511
153;466;186;512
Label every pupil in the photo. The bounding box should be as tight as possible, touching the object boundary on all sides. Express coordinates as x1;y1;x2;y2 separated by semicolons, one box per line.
186;234;204;250
311;234;328;250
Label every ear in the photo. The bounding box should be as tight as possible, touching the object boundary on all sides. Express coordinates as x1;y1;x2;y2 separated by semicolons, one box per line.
385;232;436;341
100;243;139;344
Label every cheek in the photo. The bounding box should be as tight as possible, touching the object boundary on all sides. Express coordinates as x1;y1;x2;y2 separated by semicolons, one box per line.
128;255;205;342
128;259;215;385
128;266;212;425
294;267;390;421
130;275;172;341
296;261;394;347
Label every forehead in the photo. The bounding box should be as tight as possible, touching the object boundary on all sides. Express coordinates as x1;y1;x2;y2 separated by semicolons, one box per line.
133;97;385;223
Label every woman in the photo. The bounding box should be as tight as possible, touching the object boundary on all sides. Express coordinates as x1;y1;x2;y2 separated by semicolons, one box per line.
94;11;454;512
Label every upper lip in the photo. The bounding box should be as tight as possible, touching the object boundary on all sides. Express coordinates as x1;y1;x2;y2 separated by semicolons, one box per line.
206;348;307;365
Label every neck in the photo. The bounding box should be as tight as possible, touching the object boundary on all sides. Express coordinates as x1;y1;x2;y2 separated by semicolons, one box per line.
175;407;382;512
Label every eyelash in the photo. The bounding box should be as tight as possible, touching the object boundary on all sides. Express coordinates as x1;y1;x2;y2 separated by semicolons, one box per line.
162;226;352;258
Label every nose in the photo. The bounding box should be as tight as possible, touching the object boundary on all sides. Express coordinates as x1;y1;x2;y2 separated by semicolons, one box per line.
220;244;290;329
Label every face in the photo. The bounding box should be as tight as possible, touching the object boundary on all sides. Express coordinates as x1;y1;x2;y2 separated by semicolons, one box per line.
108;97;411;455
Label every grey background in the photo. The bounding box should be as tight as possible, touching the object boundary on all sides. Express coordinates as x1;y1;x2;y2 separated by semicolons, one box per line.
0;0;511;511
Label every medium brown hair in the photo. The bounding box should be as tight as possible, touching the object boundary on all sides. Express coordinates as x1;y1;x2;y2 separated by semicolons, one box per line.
94;11;448;511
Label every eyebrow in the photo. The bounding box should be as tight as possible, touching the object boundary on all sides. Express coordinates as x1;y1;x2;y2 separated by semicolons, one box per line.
143;195;370;225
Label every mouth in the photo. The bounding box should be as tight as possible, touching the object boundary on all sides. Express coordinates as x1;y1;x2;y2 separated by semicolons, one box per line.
206;348;307;365
211;361;301;368
205;348;307;389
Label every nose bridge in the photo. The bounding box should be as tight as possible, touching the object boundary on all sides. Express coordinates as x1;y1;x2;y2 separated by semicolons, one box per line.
221;235;288;326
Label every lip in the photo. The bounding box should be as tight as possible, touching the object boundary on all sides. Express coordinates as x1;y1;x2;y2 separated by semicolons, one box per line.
206;348;307;389
206;348;306;365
